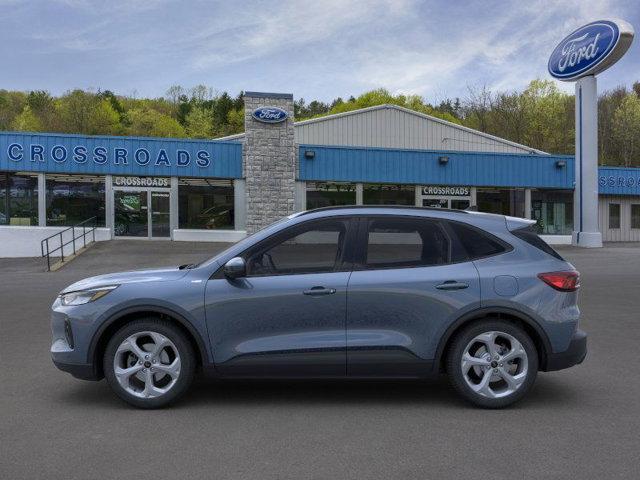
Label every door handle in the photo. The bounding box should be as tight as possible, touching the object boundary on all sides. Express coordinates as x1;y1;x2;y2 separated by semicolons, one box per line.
303;286;337;296
435;281;469;290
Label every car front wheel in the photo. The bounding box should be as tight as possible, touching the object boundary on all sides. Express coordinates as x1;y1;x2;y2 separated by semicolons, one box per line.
446;320;538;408
103;318;195;408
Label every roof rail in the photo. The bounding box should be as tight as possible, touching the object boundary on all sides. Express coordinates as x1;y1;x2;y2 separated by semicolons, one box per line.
297;205;471;216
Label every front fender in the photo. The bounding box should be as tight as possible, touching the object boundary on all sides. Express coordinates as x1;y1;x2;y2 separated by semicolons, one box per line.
87;301;212;368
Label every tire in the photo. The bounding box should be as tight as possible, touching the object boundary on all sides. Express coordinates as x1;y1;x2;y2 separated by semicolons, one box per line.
103;318;196;408
446;319;538;408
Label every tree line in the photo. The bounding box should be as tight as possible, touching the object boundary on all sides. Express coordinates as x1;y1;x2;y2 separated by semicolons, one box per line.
1;80;639;166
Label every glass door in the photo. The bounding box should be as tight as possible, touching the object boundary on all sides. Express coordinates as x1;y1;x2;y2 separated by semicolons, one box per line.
422;197;471;210
114;190;148;237
150;191;170;238
423;198;448;208
450;199;470;210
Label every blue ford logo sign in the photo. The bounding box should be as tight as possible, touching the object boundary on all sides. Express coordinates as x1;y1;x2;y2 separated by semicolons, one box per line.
252;106;288;123
548;20;634;81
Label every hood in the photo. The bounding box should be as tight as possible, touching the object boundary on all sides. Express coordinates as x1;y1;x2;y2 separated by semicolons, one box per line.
61;267;189;294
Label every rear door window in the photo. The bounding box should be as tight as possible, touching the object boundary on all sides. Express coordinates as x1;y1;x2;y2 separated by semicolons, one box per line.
362;217;451;269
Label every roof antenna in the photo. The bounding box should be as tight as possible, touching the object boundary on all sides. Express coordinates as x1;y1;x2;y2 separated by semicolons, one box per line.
465;204;478;211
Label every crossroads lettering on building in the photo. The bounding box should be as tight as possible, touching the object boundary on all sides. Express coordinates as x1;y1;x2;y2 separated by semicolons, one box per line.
6;142;211;168
113;176;170;187
422;186;470;196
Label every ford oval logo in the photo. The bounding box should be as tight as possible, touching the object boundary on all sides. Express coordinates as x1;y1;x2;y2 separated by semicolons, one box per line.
252;106;288;123
548;20;623;80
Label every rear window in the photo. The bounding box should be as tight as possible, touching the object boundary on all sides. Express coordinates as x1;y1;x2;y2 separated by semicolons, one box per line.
512;226;564;260
447;221;508;260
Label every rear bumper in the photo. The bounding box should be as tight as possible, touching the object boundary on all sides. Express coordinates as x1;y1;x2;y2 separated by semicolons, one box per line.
543;329;587;371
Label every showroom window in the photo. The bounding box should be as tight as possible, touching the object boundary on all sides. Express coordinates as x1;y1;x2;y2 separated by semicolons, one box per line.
609;203;621;229
531;189;574;235
306;182;356;209
632;204;640;229
363;183;415;205
178;178;234;230
46;175;105;227
477;188;525;217
0;171;38;226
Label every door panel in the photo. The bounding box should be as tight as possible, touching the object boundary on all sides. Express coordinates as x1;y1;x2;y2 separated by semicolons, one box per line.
347;263;480;376
205;272;349;377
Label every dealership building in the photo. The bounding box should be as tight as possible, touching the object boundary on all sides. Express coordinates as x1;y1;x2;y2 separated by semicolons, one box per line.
1;91;639;257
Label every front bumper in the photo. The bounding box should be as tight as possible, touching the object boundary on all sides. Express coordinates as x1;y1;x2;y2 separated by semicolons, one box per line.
543;329;587;371
51;303;103;380
52;359;100;380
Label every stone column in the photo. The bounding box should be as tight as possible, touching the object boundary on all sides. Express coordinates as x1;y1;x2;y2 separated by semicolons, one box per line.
243;92;296;234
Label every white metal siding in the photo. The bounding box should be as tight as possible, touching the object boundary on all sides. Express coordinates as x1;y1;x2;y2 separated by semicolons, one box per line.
598;195;640;242
295;107;533;153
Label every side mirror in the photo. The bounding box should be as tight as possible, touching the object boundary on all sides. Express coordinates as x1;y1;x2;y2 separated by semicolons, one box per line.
223;257;246;279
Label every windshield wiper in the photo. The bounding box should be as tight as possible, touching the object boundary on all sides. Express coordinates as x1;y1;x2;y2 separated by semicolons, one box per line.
178;263;196;270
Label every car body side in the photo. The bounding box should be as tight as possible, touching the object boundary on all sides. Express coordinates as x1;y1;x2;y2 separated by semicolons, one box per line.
51;207;584;381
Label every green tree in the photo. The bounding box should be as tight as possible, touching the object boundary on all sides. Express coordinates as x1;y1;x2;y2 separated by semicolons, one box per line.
520;79;573;153
11;105;42;131
611;93;640;167
87;99;122;135
0;90;27;130
127;107;186;137
185;107;213;138
225;108;244;135
57;90;98;134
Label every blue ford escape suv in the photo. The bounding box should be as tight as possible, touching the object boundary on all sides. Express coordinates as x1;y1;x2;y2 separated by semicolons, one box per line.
51;207;586;408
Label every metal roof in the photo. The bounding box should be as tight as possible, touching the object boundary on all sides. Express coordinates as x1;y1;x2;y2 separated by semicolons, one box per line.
216;104;546;155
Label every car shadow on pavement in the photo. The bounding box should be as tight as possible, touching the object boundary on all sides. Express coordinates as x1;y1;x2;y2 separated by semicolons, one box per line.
53;374;580;410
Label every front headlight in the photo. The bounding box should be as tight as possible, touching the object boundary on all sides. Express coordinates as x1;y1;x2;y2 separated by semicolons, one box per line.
59;285;118;306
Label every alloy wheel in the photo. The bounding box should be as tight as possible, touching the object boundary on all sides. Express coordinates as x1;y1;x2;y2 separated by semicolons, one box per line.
460;330;529;399
113;331;181;399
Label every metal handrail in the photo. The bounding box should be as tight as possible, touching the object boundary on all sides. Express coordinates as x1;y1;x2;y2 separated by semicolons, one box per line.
41;217;97;271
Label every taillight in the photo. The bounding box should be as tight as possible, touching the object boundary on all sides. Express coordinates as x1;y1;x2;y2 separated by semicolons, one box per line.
537;271;580;292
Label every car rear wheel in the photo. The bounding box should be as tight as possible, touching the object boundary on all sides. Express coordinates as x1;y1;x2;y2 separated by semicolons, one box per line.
446;320;538;408
104;318;195;408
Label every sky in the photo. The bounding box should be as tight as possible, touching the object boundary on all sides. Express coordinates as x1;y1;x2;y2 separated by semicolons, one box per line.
1;0;639;103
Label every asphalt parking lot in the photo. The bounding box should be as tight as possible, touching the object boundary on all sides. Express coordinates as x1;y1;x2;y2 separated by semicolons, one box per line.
1;240;640;479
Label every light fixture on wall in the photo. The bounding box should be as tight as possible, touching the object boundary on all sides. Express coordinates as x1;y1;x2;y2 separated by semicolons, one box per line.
304;150;315;159
556;160;567;168
438;156;449;165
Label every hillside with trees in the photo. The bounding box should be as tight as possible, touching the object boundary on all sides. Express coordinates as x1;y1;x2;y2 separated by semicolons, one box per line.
1;80;639;166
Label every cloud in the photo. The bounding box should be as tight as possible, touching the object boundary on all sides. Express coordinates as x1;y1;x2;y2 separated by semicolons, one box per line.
1;0;637;99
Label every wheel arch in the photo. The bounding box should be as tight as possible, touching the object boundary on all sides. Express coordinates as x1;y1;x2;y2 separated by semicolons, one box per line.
434;307;552;373
88;305;210;379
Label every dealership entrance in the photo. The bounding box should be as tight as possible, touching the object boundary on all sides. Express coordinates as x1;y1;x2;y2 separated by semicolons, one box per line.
420;186;471;210
112;177;172;238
